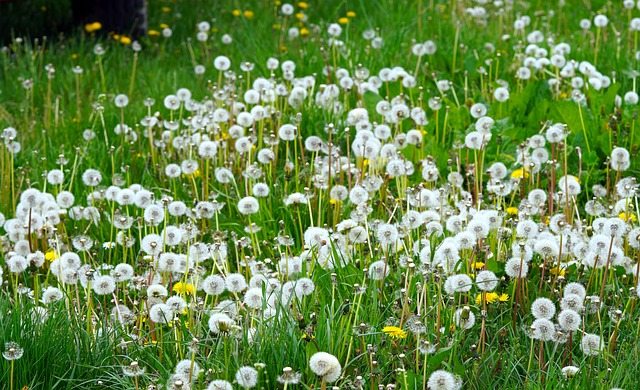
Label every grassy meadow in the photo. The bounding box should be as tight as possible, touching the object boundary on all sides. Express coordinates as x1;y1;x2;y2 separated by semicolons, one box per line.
2;0;640;389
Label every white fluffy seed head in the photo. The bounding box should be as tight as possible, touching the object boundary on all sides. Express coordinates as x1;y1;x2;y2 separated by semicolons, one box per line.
235;366;258;388
531;297;556;319
557;309;581;332
427;369;462;390
475;270;498;291
309;352;341;383
580;333;602;356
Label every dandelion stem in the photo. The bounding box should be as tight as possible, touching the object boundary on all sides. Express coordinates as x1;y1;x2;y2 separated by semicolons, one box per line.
577;102;591;154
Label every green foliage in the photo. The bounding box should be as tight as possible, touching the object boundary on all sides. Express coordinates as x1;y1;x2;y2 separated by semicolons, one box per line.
2;0;640;389
0;299;120;389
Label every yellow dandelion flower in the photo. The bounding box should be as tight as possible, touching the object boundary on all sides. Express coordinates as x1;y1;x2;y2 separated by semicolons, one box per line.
182;169;201;178
338;17;349;24
113;34;121;41
161;6;171;13
297;2;308;9
300;27;309;36
506;207;519;215
244;10;255;18
619;212;637;222
148;30;160;36
498;293;509;302
475;292;499;305
71;53;79;60
510;168;529;180
120;36;132;45
159;23;169;29
84;22;102;33
346;11;356;18
549;267;565;277
233;9;241;17
382;326;407;339
486;292;500;303
45;249;58;261
472;261;485;270
329;198;340;205
296;12;306;20
173;282;195;295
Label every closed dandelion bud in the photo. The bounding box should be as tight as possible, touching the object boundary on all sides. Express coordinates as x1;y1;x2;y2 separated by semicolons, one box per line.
371;360;380;375
453;307;476;330
310;312;317;325
209;313;233;334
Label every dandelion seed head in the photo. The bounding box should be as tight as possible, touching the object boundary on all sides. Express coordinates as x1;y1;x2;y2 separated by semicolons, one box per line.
475;270;498;291
368;260;390;281
505;257;529;278
561;365;580;379
427;370;462;390
531;318;555;341
531;297;556;319
580;333;602;355
149;303;173;324
175;359;201;379
235;366;258;388
557;309;581;332
309;352;341;383
2;342;24;360
92;275;116;295
226;273;248;293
